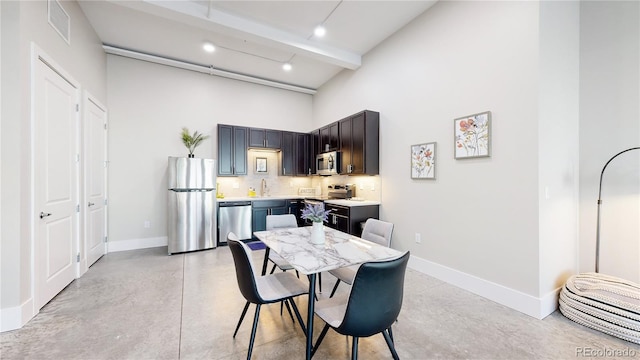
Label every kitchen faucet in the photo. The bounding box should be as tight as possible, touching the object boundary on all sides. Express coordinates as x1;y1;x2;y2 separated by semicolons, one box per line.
260;178;267;197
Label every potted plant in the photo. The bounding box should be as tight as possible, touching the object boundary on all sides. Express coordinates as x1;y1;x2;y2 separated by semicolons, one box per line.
181;127;209;158
301;203;331;244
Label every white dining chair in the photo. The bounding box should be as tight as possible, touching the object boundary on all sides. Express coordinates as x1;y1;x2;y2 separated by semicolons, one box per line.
328;218;394;297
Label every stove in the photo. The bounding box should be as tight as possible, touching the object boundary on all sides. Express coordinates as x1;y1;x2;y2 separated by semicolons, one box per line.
327;184;355;200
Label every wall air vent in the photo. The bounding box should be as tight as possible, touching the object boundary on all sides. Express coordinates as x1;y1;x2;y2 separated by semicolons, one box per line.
48;0;70;44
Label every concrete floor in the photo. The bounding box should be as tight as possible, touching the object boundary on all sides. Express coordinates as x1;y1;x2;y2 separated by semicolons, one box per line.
2;246;639;359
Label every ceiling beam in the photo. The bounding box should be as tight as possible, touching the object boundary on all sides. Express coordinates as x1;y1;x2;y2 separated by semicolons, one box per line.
103;45;317;95
112;0;361;70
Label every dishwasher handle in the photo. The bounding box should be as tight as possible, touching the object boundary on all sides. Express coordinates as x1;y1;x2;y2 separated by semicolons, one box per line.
219;201;252;207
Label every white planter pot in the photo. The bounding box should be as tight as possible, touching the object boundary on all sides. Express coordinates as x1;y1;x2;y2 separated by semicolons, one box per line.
310;221;325;244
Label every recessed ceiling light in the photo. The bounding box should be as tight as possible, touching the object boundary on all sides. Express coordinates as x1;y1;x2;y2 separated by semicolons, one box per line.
282;63;292;71
203;42;215;53
314;25;326;38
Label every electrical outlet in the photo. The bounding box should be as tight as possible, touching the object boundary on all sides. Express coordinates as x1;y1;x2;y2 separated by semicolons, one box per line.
359;183;364;190
232;182;239;189
144;220;151;228
415;233;421;244
370;182;375;191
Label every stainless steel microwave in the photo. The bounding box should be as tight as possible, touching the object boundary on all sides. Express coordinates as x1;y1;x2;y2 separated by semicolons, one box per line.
316;151;340;176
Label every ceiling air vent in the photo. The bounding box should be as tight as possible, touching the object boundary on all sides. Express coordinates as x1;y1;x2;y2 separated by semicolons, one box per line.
48;0;70;44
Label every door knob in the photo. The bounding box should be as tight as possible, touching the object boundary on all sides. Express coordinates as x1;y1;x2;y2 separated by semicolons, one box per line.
39;212;52;219
88;202;95;207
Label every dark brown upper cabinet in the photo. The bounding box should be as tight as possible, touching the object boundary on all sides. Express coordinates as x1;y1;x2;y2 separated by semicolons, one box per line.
280;131;295;176
249;128;281;149
319;122;339;153
339;110;379;175
295;132;311;176
218;124;248;176
280;131;310;176
310;129;320;174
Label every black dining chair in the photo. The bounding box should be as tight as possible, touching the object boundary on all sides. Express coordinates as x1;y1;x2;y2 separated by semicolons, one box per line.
329;218;394;297
228;232;308;359
312;251;410;360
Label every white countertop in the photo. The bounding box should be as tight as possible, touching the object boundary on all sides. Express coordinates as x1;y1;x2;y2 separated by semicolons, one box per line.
216;196;380;207
216;195;301;202
324;199;380;207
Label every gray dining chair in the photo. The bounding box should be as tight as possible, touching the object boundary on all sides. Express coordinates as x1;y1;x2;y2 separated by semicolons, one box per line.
267;214;323;295
312;251;410;360
329;218;394;297
266;214;299;275
228;232;308;359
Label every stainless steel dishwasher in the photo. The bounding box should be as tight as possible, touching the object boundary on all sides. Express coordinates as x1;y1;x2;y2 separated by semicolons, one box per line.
218;201;252;245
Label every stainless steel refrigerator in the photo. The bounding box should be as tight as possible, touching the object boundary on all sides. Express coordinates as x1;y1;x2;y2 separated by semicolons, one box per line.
167;157;216;255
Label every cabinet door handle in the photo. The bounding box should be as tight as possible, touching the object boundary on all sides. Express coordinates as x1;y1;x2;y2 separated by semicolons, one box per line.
88;202;95;207
39;212;52;219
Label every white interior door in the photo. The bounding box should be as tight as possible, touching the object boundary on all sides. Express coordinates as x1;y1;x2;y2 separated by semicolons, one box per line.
85;95;107;267
34;55;79;310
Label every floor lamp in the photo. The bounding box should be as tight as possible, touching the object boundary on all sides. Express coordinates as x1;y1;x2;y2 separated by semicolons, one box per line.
595;146;640;273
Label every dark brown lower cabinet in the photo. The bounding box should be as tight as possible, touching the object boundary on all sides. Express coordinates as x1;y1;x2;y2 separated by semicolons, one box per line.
324;203;379;237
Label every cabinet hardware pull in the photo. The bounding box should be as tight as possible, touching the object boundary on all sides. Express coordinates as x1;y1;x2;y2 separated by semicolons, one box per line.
88;202;95;207
39;212;52;219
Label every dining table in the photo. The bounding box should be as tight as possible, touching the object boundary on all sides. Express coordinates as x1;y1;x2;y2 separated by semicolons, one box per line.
253;225;404;360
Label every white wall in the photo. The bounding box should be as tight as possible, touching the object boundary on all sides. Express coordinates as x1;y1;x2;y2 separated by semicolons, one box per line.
0;0;22;328
537;1;580;308
0;0;106;331
106;55;313;249
315;0;542;305
578;1;640;281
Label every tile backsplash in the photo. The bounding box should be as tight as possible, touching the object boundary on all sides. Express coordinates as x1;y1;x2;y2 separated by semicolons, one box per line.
215;150;381;201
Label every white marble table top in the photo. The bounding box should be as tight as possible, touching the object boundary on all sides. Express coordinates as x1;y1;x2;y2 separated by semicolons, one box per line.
253;226;403;275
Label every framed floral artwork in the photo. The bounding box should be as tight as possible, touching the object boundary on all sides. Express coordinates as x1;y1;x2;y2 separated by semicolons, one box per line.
411;142;436;179
454;111;491;159
255;157;268;173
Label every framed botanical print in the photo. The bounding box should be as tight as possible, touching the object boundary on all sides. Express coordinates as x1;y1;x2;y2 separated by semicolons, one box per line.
454;111;491;159
411;142;436;179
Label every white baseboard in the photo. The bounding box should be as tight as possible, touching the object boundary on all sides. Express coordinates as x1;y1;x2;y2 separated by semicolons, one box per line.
107;236;167;253
408;254;559;319
1;297;35;332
